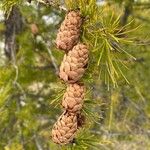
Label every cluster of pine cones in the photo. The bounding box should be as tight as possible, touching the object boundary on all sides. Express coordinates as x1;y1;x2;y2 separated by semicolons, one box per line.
52;10;89;145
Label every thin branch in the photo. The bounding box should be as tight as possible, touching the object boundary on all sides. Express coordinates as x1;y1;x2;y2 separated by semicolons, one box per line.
34;134;43;150
46;45;59;74
40;35;59;74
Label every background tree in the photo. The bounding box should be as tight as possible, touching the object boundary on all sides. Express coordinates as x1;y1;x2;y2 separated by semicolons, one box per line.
0;0;150;149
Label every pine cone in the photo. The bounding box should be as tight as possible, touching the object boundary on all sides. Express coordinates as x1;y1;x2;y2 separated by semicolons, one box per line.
52;111;78;145
62;83;85;113
56;11;82;51
30;24;38;35
59;43;89;83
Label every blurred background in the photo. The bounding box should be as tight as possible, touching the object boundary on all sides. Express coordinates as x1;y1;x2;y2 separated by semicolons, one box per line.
0;0;150;149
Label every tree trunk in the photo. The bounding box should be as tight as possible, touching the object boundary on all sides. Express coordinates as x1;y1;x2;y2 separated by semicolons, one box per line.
4;6;23;60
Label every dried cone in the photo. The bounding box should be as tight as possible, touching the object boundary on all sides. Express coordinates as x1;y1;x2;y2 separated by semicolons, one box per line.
62;83;85;113
30;24;38;35
56;11;82;51
52;111;78;145
59;43;89;83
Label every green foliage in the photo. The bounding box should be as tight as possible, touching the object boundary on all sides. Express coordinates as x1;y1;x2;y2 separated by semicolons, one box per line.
1;0;22;16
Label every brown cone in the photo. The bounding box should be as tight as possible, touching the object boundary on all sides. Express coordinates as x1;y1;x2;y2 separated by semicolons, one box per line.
59;43;89;83
56;11;82;51
62;83;85;113
52;111;78;145
30;23;39;35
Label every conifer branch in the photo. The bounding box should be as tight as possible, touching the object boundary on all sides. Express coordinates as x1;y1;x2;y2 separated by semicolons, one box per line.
0;0;149;149
46;43;59;74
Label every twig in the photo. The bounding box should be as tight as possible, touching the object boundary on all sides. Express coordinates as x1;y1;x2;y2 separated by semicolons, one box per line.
41;35;59;74
12;62;26;100
46;45;59;74
34;134;43;150
11;32;26;100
